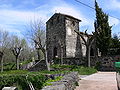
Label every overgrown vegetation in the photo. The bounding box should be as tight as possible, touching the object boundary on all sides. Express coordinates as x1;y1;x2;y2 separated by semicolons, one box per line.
3;63;16;71
0;64;97;89
51;64;97;75
0;71;47;90
43;76;63;86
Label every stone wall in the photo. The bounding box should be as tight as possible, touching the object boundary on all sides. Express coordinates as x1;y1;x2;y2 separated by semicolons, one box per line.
63;58;84;65
28;60;47;71
97;56;119;71
42;72;79;90
65;17;82;58
46;13;98;64
46;13;82;62
61;56;117;71
46;13;66;61
20;61;36;70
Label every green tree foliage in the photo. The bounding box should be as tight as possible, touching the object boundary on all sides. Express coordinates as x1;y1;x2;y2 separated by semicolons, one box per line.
109;34;120;55
94;0;112;56
111;34;120;48
0;72;47;90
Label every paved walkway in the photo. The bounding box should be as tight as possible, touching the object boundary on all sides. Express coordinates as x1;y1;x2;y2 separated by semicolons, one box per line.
75;72;118;90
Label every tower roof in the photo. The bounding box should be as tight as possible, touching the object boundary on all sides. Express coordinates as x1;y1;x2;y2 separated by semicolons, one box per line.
46;13;81;23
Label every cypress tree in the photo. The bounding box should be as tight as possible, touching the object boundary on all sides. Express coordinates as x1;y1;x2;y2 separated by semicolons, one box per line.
94;0;112;56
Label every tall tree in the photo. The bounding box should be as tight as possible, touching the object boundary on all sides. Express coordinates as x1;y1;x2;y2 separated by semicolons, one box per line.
111;34;120;48
74;30;95;67
94;0;112;56
10;36;26;70
0;30;9;72
26;19;50;71
110;34;120;55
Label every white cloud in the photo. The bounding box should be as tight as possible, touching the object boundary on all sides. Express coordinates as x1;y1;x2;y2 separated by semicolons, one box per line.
0;24;20;33
105;0;120;10
109;16;120;26
0;0;93;35
52;3;91;27
0;9;49;33
0;9;48;23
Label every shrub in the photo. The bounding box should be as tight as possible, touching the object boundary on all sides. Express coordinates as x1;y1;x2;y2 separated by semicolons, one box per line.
20;59;32;65
72;66;97;75
51;64;97;75
95;62;101;70
43;76;63;86
2;63;16;71
53;58;61;64
0;71;47;90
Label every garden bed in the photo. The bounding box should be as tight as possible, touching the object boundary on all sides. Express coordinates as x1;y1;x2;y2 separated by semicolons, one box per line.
0;64;97;90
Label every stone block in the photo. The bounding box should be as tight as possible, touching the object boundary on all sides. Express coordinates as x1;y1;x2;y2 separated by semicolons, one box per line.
2;87;17;90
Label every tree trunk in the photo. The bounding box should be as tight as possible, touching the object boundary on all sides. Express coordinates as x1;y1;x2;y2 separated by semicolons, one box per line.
86;46;91;67
10;64;15;70
61;48;63;65
1;55;3;72
37;49;40;61
44;50;50;71
94;39;98;62
16;56;19;70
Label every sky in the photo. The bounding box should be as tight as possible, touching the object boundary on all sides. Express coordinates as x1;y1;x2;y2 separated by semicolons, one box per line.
0;0;120;37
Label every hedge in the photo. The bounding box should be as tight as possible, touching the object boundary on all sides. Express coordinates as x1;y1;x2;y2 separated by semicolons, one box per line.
0;73;47;90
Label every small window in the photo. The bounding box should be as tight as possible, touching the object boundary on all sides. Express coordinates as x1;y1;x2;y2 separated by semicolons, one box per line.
67;27;72;35
51;20;53;26
90;48;94;56
53;47;57;58
54;36;56;40
57;16;59;23
72;21;75;26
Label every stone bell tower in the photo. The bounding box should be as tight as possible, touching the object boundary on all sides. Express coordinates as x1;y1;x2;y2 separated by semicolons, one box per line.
46;13;82;62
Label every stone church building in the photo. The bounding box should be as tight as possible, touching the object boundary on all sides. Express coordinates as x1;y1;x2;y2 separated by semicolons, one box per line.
46;13;97;64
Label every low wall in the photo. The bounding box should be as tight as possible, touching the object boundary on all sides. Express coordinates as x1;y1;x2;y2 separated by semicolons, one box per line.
20;61;36;70
28;60;47;71
63;57;96;66
42;72;79;90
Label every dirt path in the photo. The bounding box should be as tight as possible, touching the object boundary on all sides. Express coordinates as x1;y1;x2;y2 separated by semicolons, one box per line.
75;72;118;90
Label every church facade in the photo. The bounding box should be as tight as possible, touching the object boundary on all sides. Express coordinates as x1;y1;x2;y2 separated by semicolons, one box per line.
46;13;97;62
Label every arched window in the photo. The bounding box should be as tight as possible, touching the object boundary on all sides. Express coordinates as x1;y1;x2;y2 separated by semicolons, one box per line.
57;16;59;23
53;47;57;58
67;27;72;35
90;48;94;56
72;21;75;26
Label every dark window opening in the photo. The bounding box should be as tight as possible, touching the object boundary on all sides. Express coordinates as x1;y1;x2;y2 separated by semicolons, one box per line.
54;36;56;40
57;16;59;23
72;21;75;26
90;48;94;56
53;47;57;58
51;19;53;26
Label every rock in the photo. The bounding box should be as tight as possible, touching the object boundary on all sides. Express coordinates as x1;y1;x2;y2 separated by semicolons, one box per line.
42;72;79;90
2;87;17;90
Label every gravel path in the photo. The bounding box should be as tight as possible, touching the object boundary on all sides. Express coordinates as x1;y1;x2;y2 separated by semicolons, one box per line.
75;72;118;90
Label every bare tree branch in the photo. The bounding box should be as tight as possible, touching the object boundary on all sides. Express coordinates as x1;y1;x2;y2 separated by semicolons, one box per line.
0;30;9;72
74;30;87;45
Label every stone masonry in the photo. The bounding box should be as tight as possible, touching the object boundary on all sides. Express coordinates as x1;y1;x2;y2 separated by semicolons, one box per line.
46;13;99;65
46;13;83;62
42;72;79;90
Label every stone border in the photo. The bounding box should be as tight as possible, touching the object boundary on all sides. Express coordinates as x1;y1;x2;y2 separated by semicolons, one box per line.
42;72;79;90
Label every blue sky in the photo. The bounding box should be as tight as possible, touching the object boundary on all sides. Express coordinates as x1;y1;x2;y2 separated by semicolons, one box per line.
0;0;120;37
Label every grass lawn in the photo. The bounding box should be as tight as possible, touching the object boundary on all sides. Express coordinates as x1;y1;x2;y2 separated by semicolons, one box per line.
51;64;97;75
1;64;97;75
